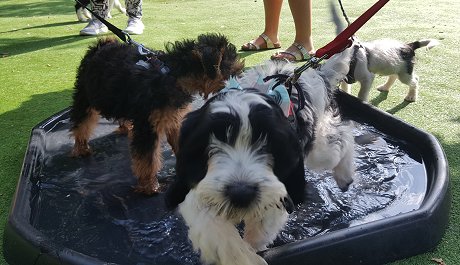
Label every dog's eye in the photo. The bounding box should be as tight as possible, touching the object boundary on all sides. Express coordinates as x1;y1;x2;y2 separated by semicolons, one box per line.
209;113;241;144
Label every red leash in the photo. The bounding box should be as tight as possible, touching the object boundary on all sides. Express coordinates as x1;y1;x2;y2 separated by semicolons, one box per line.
287;0;390;85
315;0;390;58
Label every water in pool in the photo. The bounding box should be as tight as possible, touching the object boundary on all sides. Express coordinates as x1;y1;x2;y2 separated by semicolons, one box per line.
30;117;426;265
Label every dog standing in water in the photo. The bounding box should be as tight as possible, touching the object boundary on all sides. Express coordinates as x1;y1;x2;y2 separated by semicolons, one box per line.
70;33;243;195
166;48;355;265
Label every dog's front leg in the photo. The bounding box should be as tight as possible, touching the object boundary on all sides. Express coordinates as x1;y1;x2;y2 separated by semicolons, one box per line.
165;105;192;154
130;120;162;194
357;75;375;101
179;191;268;265
340;81;352;94
243;206;289;251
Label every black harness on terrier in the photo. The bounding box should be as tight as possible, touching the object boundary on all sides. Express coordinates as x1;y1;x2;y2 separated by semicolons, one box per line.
345;44;364;84
74;0;170;74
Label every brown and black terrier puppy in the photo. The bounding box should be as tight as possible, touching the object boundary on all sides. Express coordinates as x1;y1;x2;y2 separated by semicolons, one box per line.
70;33;243;195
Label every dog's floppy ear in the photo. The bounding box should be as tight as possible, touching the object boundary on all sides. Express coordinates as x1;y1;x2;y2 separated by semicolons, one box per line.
165;106;210;209
165;96;228;209
192;48;223;80
249;96;306;205
194;33;243;79
270;126;306;205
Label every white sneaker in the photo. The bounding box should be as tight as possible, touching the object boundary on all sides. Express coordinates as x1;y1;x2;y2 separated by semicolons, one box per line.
79;19;108;36
124;18;144;35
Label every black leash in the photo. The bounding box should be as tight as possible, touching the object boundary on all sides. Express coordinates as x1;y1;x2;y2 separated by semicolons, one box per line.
75;0;128;42
337;0;351;26
74;0;169;73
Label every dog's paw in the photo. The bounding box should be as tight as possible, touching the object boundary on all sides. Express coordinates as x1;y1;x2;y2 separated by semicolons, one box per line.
204;246;268;265
376;84;390;92
333;174;354;192
71;146;92;157
333;163;354;191
404;94;417;102
134;182;164;195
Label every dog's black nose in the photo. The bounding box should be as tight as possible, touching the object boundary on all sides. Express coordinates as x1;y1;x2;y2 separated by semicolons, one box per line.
224;183;259;208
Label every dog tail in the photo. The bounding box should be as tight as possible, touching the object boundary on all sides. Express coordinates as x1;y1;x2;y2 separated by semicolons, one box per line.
408;39;440;51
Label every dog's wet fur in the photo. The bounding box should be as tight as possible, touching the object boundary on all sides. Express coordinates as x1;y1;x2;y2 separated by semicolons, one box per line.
70;33;243;195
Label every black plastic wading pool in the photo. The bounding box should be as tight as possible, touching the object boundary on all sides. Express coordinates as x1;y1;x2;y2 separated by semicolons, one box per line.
3;91;450;265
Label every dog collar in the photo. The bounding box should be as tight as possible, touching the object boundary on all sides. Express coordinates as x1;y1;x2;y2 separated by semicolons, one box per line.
222;76;293;119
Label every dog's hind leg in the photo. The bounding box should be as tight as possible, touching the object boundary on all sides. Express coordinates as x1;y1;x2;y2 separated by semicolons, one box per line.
399;72;419;102
179;191;268;265
130;119;162;194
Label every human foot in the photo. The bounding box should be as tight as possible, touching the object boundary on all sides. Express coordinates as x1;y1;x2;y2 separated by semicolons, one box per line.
241;33;281;51
271;42;315;62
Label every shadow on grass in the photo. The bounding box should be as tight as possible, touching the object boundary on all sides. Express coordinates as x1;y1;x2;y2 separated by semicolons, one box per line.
368;91;411;114
0;35;86;56
0;0;73;18
370;91;388;107
386;100;410;115
0;90;72;136
0;21;82;34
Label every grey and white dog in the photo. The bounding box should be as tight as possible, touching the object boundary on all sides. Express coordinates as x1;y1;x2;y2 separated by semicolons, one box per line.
165;49;355;265
341;38;439;102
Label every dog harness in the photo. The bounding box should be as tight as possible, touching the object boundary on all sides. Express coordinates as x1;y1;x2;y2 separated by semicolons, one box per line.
222;74;304;130
135;46;170;74
345;44;364;84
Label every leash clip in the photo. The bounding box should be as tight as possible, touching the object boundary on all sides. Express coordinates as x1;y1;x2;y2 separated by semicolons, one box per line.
285;54;326;86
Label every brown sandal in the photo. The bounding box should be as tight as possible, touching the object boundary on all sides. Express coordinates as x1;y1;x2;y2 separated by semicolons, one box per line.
241;33;281;51
271;42;314;62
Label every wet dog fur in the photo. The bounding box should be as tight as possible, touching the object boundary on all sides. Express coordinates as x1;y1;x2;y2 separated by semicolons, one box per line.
70;33;243;195
165;49;355;265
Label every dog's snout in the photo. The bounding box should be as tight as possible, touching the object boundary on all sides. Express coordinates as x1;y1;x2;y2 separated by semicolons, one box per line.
224;183;259;208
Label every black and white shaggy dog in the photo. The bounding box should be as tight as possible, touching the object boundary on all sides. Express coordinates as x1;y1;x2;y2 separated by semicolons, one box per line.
70;33;243;195
341;38;439;102
165;50;354;265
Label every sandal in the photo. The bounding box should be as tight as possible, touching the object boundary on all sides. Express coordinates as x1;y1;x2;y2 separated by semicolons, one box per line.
241;33;281;51
271;42;314;62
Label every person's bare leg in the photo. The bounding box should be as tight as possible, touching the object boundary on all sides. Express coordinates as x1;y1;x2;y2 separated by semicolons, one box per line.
272;0;314;60
241;0;283;50
289;0;314;52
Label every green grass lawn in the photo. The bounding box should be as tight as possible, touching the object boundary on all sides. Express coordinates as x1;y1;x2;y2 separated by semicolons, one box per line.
1;0;459;264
